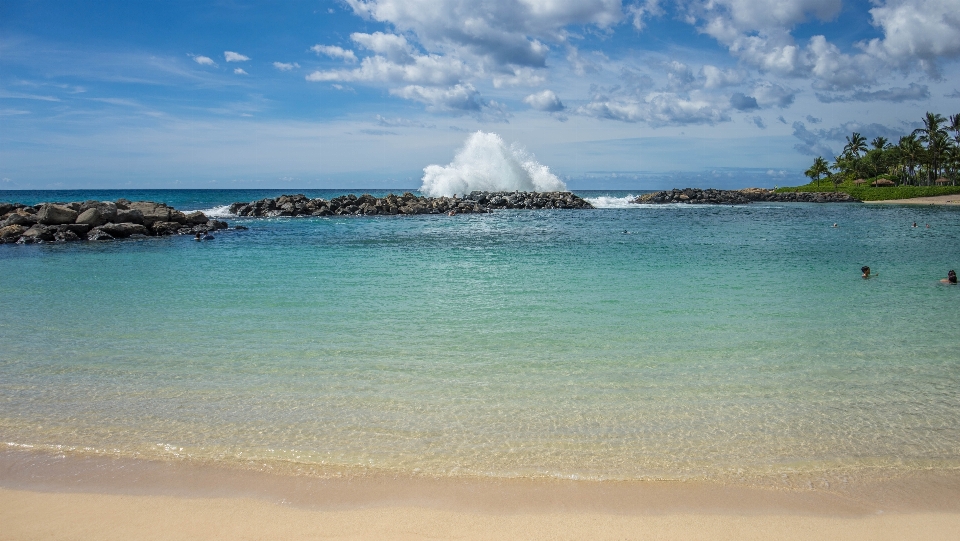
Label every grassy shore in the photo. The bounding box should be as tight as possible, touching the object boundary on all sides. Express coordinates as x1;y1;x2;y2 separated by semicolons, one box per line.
774;180;960;201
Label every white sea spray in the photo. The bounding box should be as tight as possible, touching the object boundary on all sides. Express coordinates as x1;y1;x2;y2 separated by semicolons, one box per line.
420;131;566;197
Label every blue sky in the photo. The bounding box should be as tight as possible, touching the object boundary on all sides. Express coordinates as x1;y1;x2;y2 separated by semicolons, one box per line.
2;0;959;189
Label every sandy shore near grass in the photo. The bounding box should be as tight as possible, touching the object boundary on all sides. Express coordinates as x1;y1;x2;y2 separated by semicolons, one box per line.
864;194;960;205
4;450;960;540
4;488;960;541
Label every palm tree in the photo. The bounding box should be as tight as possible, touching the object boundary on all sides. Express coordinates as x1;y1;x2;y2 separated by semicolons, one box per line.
871;136;888;151
913;112;947;183
813;156;829;188
844;132;867;159
898;134;922;185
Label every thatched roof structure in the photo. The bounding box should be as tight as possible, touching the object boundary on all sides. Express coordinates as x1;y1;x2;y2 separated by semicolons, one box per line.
935;177;950;185
853;179;867;185
871;179;896;187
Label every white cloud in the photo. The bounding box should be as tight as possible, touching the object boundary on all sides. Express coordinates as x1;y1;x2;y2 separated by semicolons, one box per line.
492;67;546;88
390;83;483;111
523;89;565;112
306;53;469;85
375;114;430;127
350;32;414;63
192;55;216;66
310;45;359;63
224;51;250;62
344;0;623;67
751;81;795;108
628;0;664;30
234;68;248;75
577;91;729;126
701;65;744;88
566;46;604;76
273;62;300;71
863;0;960;73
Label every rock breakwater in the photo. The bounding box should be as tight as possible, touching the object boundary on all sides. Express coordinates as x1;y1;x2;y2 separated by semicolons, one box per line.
0;199;230;244
229;191;593;217
633;188;860;205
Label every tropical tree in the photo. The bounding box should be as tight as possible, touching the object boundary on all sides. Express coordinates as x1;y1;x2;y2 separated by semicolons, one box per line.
871;136;888;151
913;112;948;183
898;134;923;185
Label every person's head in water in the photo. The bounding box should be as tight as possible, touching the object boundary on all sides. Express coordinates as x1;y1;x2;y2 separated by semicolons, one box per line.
949;270;957;284
861;266;871;278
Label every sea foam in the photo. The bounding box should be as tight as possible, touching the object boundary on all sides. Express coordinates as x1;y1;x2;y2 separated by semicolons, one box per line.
420;131;566;197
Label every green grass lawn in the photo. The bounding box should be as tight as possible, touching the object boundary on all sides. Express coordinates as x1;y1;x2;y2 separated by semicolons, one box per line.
775;180;960;201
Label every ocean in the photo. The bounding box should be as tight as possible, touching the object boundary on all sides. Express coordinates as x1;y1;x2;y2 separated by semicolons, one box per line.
2;189;959;487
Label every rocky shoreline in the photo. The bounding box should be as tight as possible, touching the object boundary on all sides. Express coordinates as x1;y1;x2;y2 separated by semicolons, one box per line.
0;199;232;244
228;191;593;217
633;188;860;205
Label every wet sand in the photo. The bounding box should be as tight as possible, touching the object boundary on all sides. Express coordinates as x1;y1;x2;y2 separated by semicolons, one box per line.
864;194;960;205
4;450;960;540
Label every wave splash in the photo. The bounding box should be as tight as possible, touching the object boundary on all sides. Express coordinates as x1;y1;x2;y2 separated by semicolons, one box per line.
420;131;566;197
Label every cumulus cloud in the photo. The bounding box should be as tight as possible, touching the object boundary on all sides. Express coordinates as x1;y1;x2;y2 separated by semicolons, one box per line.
224;51;250;62
351;32;414;63
390;83;483;112
863;0;960;73
523;89;565;112
730;92;759;110
752;116;766;129
752;81;795;108
310;45;359;63
791;119;904;156
806;115;821;123
815;83;930;103
344;0;622;67
791;121;836;156
192;55;216;66
233;68;248;75
566;46;604;76
701;65;744;88
273;62;300;71
577;91;729;126
306;53;469;85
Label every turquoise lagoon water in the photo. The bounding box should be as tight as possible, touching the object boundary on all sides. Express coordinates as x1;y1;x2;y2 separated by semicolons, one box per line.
2;190;960;483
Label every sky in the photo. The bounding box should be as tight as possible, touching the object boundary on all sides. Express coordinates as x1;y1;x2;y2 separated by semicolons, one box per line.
2;0;960;190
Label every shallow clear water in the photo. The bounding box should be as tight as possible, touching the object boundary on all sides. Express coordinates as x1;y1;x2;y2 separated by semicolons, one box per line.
2;190;960;481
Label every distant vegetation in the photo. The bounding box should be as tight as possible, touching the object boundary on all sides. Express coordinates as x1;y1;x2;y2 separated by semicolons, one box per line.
779;112;960;200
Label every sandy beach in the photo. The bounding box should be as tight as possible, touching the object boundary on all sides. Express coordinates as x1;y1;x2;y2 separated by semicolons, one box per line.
864;194;960;205
4;451;960;540
4;488;960;541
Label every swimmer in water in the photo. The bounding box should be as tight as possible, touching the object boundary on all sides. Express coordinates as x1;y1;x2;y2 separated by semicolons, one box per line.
942;270;957;284
194;232;202;241
861;266;872;279
913;222;917;227
832;223;838;227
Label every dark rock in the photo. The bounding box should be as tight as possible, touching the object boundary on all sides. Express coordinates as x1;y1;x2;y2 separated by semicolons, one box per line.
0;203;14;216
54;229;81;242
76;208;105;227
96;222;150;238
184;211;208;224
128;201;172;227
22;224;55;242
36;204;79;225
2;213;37;227
115;198;132;210
116;209;144;224
151;221;182;236
78;201;118;223
0;224;27;242
234;225;249;230
633;188;860;205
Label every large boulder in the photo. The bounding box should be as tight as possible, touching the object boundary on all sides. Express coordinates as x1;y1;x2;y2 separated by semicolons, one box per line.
116;208;144;224
0;203;14;216
184;211;208;224
78;201;118;223
53;229;81;242
2;213;36;227
36;204;78;225
127;201;171;227
151;221;182;236
75;208;105;227
21;224;55;241
0;224;27;242
96;222;149;238
58;224;91;237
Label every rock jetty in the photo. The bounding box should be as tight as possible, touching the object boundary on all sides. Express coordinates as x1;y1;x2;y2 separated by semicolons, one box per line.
229;191;593;217
633;188;860;205
0;199;230;244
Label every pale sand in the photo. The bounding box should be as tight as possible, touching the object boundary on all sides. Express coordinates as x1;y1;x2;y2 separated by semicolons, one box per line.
4;488;960;541
864;194;960;205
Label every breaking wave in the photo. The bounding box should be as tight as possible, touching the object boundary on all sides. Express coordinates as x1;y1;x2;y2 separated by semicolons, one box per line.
420;131;566;197
584;195;640;208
